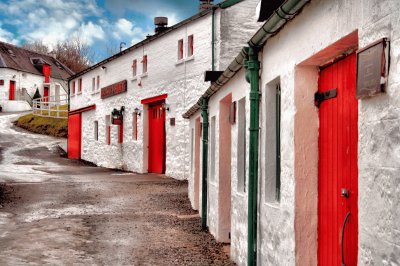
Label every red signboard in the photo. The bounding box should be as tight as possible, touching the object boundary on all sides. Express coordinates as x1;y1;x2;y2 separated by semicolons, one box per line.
101;80;127;99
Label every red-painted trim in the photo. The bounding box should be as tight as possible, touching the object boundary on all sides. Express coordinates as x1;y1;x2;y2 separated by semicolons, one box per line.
69;104;96;115
141;94;168;104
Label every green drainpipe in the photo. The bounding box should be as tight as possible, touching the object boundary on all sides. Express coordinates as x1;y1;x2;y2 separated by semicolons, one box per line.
211;8;216;71
244;46;260;266
201;97;209;230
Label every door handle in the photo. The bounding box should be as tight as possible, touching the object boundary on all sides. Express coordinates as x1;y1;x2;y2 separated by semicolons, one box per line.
341;212;351;266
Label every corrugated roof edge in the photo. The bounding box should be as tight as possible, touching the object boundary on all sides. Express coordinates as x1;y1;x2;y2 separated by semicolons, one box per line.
182;0;310;119
68;0;244;81
0;40;75;78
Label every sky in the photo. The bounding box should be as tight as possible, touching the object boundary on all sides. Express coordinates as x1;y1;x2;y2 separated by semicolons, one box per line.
0;0;223;62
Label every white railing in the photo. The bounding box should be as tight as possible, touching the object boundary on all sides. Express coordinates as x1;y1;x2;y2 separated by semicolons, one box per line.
32;94;68;119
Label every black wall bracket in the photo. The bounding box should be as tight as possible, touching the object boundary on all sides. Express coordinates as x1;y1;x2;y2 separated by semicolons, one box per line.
314;88;337;107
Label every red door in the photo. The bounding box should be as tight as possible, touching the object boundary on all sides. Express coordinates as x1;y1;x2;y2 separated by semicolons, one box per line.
68;113;82;160
9;81;15;100
148;102;166;174
44;86;49;102
318;53;358;266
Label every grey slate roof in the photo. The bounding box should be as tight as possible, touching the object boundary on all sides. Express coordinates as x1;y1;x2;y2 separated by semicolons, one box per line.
0;41;74;80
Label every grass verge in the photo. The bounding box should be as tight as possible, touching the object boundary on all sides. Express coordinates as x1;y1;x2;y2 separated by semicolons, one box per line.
14;113;68;138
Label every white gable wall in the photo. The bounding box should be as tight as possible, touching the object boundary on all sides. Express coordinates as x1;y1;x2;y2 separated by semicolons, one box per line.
0;68;66;111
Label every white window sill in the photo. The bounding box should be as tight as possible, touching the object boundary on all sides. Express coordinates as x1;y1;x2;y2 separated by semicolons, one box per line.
70;94;75;97
140;73;148;78
77;92;82;95
175;55;194;66
91;90;100;95
186;55;194;62
175;59;184;65
131;75;138;81
264;201;280;209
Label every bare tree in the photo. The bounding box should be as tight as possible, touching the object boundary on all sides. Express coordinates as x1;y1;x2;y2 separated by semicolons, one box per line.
53;34;95;73
22;40;49;55
21;33;95;73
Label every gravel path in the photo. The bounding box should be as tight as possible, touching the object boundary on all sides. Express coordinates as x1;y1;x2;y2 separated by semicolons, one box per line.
0;113;234;265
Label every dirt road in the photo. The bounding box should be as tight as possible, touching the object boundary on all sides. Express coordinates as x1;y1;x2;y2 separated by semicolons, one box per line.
0;113;233;265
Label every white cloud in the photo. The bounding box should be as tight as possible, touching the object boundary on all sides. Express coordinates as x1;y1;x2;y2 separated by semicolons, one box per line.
0;23;17;44
2;0;103;48
78;22;106;45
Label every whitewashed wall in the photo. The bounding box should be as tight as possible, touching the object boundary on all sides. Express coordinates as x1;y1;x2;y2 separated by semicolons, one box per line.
188;68;250;265
259;0;400;264
70;0;262;180
0;68;66;111
188;0;400;265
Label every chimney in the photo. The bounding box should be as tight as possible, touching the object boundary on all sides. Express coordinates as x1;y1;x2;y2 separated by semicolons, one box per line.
154;17;168;34
199;0;214;11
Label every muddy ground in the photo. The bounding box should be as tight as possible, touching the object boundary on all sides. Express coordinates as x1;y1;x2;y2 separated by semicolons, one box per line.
0;113;234;265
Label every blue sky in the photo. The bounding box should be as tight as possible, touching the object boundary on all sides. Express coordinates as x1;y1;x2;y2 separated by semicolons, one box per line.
0;0;222;62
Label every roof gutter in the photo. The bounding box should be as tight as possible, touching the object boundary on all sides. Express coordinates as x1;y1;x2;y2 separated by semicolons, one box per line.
182;0;310;119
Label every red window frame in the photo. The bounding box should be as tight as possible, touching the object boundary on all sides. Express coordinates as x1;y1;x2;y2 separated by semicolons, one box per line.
78;78;82;93
71;81;75;94
142;55;147;74
188;35;194;56
132;59;137;76
133;112;138;140
107;125;111;145
178;39;184;60
118;124;123;144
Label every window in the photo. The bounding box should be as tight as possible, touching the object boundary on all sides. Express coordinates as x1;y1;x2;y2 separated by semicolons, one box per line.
106;115;111;145
92;77;95;92
132;59;137;77
132;112;138;140
265;81;281;202
142;55;147;74
78;78;82;93
71;81;75;95
209;116;216;181
178;39;184;60
237;97;246;192
97;76;100;91
188;35;194;57
94;121;98;140
118;124;123;144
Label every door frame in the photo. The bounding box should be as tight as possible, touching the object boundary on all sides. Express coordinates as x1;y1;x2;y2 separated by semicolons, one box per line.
67;104;96;160
293;31;359;265
141;94;168;174
9;80;15;100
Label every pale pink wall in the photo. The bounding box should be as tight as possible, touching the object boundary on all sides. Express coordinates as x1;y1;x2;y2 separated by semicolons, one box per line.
218;94;232;243
294;66;319;266
194;117;201;210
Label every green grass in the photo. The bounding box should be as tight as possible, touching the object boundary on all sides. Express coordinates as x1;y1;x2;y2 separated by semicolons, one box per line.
15;113;68;138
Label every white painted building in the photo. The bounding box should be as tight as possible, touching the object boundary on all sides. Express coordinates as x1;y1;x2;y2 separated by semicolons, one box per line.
0;41;72;112
184;0;400;265
67;0;262;179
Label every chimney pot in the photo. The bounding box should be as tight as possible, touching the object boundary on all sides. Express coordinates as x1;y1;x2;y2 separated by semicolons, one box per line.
154;17;168;34
199;0;214;11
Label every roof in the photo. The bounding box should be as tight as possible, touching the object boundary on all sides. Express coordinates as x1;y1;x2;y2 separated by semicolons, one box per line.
69;0;244;80
183;0;310;119
0;41;74;80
